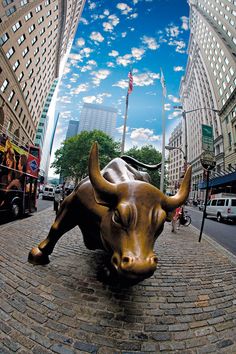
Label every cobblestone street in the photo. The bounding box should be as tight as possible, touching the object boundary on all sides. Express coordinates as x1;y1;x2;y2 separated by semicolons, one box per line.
0;208;236;353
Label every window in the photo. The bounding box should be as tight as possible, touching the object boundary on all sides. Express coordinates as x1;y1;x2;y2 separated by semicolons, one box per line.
0;32;9;46
2;0;13;6
217;199;225;206
12;60;20;71
39;28;45;36
6;6;16;16
1;79;9;92
31;36;37;45
18;71;24;82
34;47;39;56
18;34;26;45
228;132;232;146
45;0;50;6
46;10;51;17
8;90;15;102
38;16;44;24
35;5;42;13
14;100;19;111
25;12;32;21
20;0;28;5
22;46;29;57
211;200;217;206
28;24;35;33
12;21;22;32
25;58;32;68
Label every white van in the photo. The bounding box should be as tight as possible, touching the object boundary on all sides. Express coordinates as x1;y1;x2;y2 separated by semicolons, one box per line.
206;193;236;222
42;185;55;200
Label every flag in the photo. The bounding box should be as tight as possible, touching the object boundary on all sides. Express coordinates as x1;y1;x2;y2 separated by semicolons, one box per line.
128;70;133;94
160;68;167;98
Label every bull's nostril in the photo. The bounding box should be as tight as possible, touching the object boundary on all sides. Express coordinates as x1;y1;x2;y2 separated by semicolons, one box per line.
122;256;132;264
152;256;158;264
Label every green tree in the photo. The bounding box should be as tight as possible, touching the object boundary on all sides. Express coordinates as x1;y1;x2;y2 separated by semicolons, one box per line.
51;130;120;182
125;145;162;188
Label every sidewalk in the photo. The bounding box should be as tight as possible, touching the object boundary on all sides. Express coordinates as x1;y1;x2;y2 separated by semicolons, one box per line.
0;208;236;353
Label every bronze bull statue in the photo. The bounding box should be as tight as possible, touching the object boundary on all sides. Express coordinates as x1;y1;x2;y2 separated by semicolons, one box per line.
28;142;192;281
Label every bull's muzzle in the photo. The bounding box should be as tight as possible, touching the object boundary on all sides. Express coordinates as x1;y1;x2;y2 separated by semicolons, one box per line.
111;252;158;279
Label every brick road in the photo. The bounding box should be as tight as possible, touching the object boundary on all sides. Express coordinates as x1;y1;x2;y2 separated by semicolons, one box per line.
0;208;236;353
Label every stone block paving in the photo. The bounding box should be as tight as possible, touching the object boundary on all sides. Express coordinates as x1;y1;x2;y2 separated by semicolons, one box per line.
0;208;236;353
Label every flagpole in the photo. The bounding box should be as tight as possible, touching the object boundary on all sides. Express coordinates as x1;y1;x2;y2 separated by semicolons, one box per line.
121;93;129;154
160;68;166;192
160;93;166;192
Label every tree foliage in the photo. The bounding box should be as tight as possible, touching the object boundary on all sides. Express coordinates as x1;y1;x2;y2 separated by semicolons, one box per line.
125;145;162;188
51;130;120;182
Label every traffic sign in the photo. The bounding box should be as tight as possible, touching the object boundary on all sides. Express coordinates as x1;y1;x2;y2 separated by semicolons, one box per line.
202;124;213;152
200;151;216;170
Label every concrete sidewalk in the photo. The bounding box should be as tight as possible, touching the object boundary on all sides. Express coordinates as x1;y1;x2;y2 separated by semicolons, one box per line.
0;208;236;353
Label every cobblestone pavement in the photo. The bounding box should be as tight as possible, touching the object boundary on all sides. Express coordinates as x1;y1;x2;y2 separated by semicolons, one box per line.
0;208;236;354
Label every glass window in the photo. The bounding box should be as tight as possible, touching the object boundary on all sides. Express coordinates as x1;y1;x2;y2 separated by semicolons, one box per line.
1;79;9;92
21;0;28;5
25;12;32;21
6;5;16;16
18;34;26;45
14;100;19;111
6;46;15;58
12;60;20;71
35;5;42;12
2;0;13;6
12;21;22;32
22;46;29;57
28;24;35;33
211;200;217;206
232;200;236;206
228;132;232;146
217;199;225;206
0;32;9;46
8;90;15;102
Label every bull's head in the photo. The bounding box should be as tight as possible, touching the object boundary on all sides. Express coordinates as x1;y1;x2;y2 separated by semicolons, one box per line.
89;143;192;281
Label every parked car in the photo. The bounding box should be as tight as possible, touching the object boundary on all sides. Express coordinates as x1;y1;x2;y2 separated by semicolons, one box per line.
206;194;236;222
42;185;55;200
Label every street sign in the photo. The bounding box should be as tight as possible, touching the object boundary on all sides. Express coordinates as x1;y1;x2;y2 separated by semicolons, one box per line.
202;124;214;152
200;151;216;170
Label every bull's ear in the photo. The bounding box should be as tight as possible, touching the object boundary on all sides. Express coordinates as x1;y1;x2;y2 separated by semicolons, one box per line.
89;142;118;207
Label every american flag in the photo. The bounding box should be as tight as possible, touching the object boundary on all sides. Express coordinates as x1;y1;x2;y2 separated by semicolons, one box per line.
160;68;167;98
128;70;133;94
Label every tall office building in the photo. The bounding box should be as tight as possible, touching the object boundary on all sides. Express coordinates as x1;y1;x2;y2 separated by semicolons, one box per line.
166;122;184;195
180;0;236;199
66;119;79;139
78;103;117;137
0;0;85;147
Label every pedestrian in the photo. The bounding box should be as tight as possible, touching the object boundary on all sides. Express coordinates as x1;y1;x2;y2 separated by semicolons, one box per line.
171;206;182;233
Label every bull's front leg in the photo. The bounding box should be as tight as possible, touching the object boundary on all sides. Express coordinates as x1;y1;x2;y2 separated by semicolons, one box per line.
28;195;78;265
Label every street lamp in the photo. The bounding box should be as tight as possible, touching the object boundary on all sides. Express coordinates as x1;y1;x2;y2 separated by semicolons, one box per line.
165;145;186;161
173;106;220;164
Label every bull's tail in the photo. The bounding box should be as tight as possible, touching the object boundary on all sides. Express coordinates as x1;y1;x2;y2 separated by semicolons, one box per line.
121;155;161;170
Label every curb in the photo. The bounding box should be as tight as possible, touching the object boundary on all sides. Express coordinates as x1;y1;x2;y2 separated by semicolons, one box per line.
189;223;236;265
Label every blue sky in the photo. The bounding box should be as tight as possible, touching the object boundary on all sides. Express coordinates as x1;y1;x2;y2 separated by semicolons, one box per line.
50;0;190;174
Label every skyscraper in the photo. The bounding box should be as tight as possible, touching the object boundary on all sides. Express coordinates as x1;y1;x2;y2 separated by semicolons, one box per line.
0;0;85;146
180;0;236;199
78;103;117;137
66;119;79;140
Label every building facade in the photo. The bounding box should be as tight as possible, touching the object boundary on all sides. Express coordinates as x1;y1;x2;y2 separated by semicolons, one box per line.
166;121;184;195
78;103;117;138
180;0;236;200
66;119;79;140
0;0;85;154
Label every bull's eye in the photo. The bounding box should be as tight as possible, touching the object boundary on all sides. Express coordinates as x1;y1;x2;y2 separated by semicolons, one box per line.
112;210;121;225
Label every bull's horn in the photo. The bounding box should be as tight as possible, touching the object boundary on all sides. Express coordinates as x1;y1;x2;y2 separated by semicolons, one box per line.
89;142;117;206
163;165;192;211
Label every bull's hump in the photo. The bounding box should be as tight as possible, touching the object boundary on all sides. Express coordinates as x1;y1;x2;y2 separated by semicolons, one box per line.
102;158;149;183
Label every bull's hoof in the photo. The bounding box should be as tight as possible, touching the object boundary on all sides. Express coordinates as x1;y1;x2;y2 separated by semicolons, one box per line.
28;247;50;265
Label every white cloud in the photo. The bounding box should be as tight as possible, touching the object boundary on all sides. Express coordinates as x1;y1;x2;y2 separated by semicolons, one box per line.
116;125;129;134
167;25;180;37
181;16;189;31
104;9;109;16
90;31;104;43
121;32;127;38
117;3;132;15
68;53;83;62
113;71;160;89
80;18;89;25
168;111;182;120
174;66;184;72
168;40;186;53
141;36;159;50
109;50;119;57
116;54;132;66
168;95;181;103
107;61;115;67
131;47;145;61
83;93;112;104
90;69;110;86
83;96;97;104
76;38;85;47
89;2;96;10
72;83;89;95
164;103;171;111
130;128;161;142
112;79;128;90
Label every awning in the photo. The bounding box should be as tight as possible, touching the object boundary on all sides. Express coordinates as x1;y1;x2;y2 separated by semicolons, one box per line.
199;171;236;189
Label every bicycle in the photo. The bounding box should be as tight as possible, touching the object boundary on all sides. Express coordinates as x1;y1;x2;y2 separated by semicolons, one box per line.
177;211;191;227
